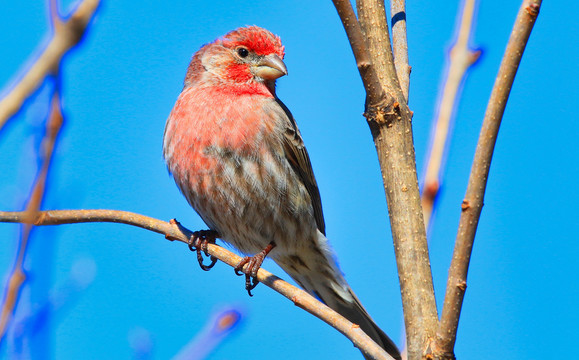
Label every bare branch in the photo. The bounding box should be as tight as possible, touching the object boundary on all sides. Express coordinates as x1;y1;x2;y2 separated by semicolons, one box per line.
0;209;394;360
0;90;64;341
0;0;100;130
0;0;98;340
334;2;438;359
391;0;410;101
421;0;481;231
356;0;403;101
433;0;542;357
331;0;392;108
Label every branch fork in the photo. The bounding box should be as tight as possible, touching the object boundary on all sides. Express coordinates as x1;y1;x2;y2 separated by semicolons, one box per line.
0;0;544;358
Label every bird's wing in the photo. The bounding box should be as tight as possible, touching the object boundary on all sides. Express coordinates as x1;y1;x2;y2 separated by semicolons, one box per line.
275;98;326;235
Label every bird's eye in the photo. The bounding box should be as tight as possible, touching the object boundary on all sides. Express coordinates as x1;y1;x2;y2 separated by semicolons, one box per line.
236;47;249;58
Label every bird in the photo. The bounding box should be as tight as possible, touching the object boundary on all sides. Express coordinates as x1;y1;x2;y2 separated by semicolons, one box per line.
163;25;400;360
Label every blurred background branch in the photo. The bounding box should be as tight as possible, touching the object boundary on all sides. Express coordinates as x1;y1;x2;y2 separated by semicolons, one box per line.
421;0;482;232
0;0;100;131
9;258;96;357
173;306;244;360
0;0;99;350
0;90;64;344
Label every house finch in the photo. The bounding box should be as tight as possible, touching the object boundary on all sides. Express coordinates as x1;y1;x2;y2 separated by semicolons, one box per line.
163;26;400;360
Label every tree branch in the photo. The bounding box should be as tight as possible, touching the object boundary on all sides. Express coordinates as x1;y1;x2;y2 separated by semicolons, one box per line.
421;0;481;231
433;0;542;357
0;90;64;342
391;0;410;101
331;0;393;108
356;0;403;100
334;2;438;359
0;0;100;131
0;0;99;342
0;209;394;360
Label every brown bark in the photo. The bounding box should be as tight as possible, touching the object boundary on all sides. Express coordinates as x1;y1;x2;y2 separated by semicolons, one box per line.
333;2;438;358
0;209;393;360
433;1;543;357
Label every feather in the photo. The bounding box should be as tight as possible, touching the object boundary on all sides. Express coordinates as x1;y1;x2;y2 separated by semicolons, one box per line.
276;98;326;235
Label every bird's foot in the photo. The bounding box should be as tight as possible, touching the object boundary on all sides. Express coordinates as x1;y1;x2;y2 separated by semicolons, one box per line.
234;242;276;296
188;230;219;271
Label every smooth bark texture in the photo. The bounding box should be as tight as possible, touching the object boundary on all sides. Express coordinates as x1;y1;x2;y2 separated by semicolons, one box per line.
391;0;410;101
0;209;394;360
433;0;542;357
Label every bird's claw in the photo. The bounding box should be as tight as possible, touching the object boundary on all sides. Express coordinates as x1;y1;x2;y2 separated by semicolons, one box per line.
188;230;219;271
234;256;262;296
234;242;276;296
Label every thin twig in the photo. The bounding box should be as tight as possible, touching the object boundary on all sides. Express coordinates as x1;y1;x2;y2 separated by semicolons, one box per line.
391;0;410;101
173;307;244;360
0;0;100;130
0;90;64;342
433;0;542;357
0;209;394;360
333;2;438;359
331;0;393;108
356;0;404;101
421;0;481;231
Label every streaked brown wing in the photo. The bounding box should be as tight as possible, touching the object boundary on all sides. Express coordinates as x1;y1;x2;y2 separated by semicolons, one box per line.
275;98;326;235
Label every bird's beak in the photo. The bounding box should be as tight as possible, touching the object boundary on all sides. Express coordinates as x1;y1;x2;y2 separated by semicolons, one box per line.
254;54;287;80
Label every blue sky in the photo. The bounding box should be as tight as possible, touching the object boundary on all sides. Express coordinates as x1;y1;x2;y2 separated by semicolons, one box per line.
0;0;577;359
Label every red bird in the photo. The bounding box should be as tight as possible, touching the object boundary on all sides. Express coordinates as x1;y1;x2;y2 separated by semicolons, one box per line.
163;26;400;360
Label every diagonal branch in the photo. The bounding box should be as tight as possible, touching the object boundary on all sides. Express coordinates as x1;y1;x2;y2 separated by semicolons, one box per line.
0;90;64;342
0;0;100;131
421;0;481;231
433;0;543;357
0;209;394;360
331;0;393;108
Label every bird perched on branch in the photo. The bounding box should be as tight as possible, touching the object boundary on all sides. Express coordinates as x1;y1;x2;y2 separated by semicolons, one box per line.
163;25;400;360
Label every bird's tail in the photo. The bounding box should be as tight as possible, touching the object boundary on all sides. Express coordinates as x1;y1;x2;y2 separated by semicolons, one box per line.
273;231;401;360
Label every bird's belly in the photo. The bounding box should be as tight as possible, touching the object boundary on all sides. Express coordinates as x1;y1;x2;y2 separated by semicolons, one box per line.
181;148;318;256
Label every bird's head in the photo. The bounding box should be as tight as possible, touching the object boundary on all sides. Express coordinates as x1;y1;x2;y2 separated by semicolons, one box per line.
185;26;287;93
